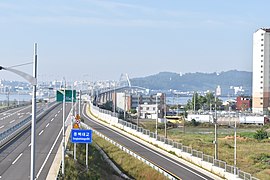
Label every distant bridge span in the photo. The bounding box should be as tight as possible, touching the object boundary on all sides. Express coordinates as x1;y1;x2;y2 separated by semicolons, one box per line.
96;85;149;104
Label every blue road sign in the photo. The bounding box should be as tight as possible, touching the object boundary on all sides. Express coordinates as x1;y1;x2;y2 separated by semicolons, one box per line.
71;129;92;143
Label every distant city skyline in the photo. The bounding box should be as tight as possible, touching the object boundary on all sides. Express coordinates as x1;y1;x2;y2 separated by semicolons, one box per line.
0;1;269;82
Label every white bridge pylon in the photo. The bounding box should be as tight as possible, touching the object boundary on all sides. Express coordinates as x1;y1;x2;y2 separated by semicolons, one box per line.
119;73;131;87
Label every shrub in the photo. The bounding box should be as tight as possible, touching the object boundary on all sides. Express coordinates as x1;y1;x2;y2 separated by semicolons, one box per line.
254;128;269;140
191;119;200;126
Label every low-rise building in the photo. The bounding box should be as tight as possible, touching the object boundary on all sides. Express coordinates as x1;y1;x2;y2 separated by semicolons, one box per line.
236;96;251;111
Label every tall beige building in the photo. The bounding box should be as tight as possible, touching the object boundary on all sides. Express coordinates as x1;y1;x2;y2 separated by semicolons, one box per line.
252;28;270;114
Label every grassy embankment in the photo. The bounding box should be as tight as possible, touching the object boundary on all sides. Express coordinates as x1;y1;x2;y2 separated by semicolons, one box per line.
62;133;167;180
140;120;270;180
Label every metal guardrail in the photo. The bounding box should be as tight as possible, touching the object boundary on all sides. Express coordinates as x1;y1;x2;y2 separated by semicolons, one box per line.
94;105;260;180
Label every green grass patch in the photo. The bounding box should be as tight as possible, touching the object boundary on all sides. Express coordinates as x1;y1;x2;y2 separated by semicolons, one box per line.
93;134;167;180
61;129;167;178
140;120;270;180
60;140;119;179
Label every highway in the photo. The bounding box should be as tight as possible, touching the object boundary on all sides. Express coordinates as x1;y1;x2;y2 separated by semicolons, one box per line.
82;103;218;180
0;103;71;180
0;103;48;134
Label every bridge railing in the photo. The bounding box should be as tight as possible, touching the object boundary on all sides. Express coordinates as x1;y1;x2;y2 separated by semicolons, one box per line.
93;104;259;180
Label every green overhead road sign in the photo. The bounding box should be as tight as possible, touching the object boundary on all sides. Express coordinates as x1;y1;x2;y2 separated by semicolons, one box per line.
56;90;76;102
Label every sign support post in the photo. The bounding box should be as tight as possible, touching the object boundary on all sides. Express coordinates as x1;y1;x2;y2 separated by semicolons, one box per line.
86;143;88;169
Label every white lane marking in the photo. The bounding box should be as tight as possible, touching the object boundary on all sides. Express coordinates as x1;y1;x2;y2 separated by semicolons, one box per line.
39;130;44;136
46;123;49;128
82;106;210;180
19;115;24;119
51;118;54;122
0;125;4;129
55;114;57;117
12;153;23;165
28;143;31;147
58;111;60;113
36;127;63;179
9;120;15;124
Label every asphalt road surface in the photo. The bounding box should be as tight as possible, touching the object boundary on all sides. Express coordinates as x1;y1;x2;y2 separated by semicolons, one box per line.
0;103;71;180
82;103;218;180
0;103;48;134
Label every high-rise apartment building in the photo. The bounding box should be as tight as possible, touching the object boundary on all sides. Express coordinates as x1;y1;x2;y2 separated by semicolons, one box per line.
252;28;270;114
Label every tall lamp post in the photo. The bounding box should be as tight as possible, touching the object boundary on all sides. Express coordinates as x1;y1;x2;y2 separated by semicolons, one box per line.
155;93;162;138
234;114;237;175
58;80;66;176
214;86;221;160
137;94;140;130
0;43;38;180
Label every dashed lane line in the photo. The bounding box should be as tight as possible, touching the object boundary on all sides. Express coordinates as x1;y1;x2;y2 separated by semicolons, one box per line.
9;120;15;124
12;153;23;165
39;130;44;136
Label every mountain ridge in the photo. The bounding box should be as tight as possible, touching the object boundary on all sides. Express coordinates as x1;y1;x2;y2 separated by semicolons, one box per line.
130;70;252;95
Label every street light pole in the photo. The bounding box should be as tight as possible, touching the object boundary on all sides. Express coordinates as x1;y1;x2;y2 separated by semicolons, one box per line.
164;93;167;138
214;86;221;160
194;92;196;114
124;91;126;120
137;94;140;130
214;95;218;160
156;94;158;137
234;117;237;175
79;90;81;117
156;93;162;138
62;80;66;177
0;43;38;180
30;43;37;180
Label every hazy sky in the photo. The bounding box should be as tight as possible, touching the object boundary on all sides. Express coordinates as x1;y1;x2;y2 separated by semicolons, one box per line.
0;0;269;82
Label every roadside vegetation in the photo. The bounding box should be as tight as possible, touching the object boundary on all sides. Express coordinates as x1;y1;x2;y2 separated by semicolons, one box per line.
62;139;120;179
140;120;270;180
61;133;167;180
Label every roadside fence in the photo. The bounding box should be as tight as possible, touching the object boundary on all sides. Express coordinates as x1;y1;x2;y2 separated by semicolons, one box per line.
92;104;260;180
